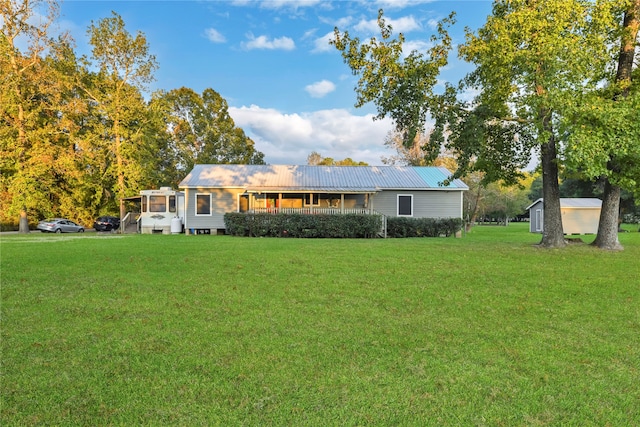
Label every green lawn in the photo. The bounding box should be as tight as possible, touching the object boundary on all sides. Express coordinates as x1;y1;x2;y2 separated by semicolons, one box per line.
1;224;639;425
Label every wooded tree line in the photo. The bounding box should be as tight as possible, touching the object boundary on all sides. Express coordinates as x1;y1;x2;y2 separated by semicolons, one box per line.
1;1;264;229
333;0;639;250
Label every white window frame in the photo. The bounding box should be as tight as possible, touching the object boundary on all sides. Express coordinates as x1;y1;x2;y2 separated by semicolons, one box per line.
535;208;543;232
195;193;212;216
304;193;320;207
397;194;413;217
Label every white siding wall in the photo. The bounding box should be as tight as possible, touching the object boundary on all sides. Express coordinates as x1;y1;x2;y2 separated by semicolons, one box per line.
184;188;242;232
371;190;463;218
561;208;600;234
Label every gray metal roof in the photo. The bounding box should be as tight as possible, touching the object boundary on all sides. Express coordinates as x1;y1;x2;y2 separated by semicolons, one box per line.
179;165;468;192
526;198;602;210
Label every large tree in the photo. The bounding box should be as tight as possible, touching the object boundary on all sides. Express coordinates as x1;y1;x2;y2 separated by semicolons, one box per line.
162;87;264;176
86;11;158;218
0;0;77;231
458;0;613;248
331;9;455;151
565;0;640;250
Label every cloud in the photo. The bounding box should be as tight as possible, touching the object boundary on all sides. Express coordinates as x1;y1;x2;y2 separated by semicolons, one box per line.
229;105;396;165
354;15;422;34
232;0;325;10
312;31;336;53
305;80;336;98
373;0;436;8
204;28;226;43
242;33;295;50
402;40;433;56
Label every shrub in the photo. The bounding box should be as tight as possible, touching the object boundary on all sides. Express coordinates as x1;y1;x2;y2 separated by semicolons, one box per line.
224;212;382;238
386;217;463;238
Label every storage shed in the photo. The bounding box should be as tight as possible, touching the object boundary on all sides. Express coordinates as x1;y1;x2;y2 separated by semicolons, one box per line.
526;198;602;234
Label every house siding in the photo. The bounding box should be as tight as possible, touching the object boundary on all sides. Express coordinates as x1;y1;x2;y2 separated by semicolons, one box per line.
372;190;462;218
184;188;242;232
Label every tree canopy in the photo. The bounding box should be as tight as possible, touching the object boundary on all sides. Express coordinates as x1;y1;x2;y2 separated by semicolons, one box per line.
0;2;265;229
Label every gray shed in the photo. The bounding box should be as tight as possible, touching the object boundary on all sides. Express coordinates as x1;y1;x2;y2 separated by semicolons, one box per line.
526;198;602;234
178;164;468;234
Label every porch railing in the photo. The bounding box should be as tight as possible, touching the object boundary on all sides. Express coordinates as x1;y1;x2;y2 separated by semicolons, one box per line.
249;207;370;215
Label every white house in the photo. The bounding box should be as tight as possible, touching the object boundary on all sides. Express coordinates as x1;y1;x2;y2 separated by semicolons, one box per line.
178;165;468;235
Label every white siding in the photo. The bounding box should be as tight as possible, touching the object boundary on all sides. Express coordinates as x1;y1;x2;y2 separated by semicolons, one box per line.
372;190;463;218
184;188;241;232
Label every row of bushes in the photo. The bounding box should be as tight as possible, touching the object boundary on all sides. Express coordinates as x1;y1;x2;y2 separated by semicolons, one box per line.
224;212;383;238
386;217;463;238
224;212;463;238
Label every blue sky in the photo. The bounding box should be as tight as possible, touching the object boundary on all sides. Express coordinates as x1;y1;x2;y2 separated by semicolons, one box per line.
57;0;493;165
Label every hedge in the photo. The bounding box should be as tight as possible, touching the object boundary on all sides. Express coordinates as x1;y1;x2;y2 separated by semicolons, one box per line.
386;217;463;238
224;213;463;238
224;212;382;238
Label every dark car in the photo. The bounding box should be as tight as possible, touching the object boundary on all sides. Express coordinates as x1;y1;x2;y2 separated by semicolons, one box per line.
37;218;85;233
93;216;121;232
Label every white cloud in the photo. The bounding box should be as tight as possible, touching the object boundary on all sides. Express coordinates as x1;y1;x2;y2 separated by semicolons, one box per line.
354;15;421;34
402;40;433;56
373;0;436;9
231;0;326;12
427;18;439;30
229;105;396;165
242;33;295;50
204;28;226;43
305;80;336;98
312;31;335;53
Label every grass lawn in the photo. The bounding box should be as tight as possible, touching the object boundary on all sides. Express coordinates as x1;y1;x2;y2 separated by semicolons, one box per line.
1;223;639;425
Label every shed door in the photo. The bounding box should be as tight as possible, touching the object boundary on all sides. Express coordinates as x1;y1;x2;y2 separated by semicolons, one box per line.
535;209;543;232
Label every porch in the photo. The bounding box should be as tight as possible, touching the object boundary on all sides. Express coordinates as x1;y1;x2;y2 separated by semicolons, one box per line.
239;191;376;215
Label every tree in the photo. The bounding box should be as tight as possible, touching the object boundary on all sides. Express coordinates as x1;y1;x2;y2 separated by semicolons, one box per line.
331;9;455;151
162;87;264;177
381;129;431;166
458;0;613;248
86;11;158;218
565;0;640;250
0;0;74;231
306;152;367;166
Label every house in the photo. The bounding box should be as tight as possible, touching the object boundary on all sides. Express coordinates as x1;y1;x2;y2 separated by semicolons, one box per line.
178;164;468;235
526;198;602;234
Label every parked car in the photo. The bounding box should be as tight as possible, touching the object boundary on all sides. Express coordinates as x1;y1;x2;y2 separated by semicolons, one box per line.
37;218;85;233
93;216;120;232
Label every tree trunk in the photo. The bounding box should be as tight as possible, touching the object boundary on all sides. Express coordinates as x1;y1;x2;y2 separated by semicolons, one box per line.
465;185;483;232
592;179;622;250
18;208;30;234
538;116;565;248
593;1;638;250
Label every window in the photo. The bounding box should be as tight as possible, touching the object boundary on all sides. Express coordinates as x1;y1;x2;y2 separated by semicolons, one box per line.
196;194;211;215
141;195;147;213
304;193;319;206
535;209;543;232
169;195;176;213
149;195;166;212
397;194;413;216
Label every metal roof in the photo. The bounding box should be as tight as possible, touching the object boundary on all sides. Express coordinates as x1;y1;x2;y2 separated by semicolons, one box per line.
526;198;602;210
179;165;468;192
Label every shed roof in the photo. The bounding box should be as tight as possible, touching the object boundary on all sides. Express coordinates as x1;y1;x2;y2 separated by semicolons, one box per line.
526;198;602;210
179;165;468;192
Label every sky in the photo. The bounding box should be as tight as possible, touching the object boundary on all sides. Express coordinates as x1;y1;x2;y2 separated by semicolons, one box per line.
56;0;494;166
